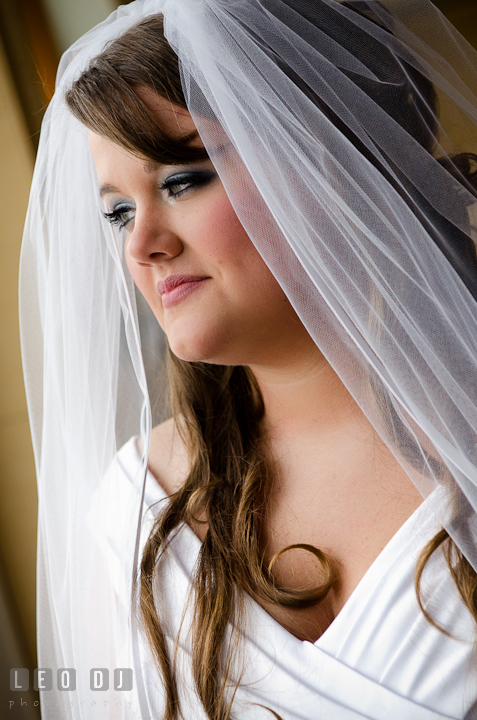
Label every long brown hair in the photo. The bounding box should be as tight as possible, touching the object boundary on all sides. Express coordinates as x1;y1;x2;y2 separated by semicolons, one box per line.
66;11;477;720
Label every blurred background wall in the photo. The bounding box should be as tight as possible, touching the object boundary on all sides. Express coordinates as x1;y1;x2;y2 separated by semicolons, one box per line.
0;3;129;715
0;0;476;717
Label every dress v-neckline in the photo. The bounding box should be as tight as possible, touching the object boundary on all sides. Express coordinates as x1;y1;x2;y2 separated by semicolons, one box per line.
139;437;441;649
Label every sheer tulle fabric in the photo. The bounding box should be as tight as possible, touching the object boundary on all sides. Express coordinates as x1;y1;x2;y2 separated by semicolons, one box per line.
19;1;477;718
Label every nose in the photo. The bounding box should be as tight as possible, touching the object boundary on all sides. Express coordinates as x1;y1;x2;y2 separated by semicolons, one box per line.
126;207;183;266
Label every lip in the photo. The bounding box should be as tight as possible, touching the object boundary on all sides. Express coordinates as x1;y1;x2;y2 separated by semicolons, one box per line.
157;274;211;308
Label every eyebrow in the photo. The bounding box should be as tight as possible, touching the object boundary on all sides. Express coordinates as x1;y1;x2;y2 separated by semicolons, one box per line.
99;162;160;198
143;160;161;174
99;183;121;198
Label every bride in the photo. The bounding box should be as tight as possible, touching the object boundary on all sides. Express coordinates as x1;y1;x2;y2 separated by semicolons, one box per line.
21;1;477;718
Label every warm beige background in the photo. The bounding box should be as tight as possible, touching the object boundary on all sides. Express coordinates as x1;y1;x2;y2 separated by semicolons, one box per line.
0;34;36;660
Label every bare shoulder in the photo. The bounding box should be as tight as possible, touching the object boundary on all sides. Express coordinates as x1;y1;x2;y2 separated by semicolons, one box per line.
148;417;190;496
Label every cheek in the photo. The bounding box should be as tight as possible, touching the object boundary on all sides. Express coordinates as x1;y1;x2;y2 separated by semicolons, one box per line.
205;194;280;290
194;193;288;318
193;190;255;261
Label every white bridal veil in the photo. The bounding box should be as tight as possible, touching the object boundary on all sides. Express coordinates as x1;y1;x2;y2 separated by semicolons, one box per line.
19;0;477;717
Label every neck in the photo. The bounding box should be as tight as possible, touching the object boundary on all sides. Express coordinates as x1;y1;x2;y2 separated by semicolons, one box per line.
249;338;362;447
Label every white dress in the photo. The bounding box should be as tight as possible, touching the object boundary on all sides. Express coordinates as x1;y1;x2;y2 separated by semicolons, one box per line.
92;437;477;720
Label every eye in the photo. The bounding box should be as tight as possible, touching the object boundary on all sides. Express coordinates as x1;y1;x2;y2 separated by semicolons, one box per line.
102;203;135;230
160;170;216;198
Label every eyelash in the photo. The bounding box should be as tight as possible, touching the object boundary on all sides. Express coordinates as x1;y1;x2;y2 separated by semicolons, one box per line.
102;171;215;230
102;206;135;230
161;170;214;198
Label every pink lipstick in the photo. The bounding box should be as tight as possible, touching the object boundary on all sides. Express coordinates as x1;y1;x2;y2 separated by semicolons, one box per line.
157;274;210;308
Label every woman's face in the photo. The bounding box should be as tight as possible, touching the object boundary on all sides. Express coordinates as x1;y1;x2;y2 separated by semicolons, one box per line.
89;89;309;367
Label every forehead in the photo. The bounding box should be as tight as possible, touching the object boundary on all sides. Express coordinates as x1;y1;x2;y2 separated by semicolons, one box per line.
135;86;197;138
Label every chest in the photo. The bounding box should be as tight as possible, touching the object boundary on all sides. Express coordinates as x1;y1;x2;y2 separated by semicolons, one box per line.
255;438;423;642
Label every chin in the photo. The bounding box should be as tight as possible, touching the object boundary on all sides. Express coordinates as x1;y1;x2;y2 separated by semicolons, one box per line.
166;326;232;366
